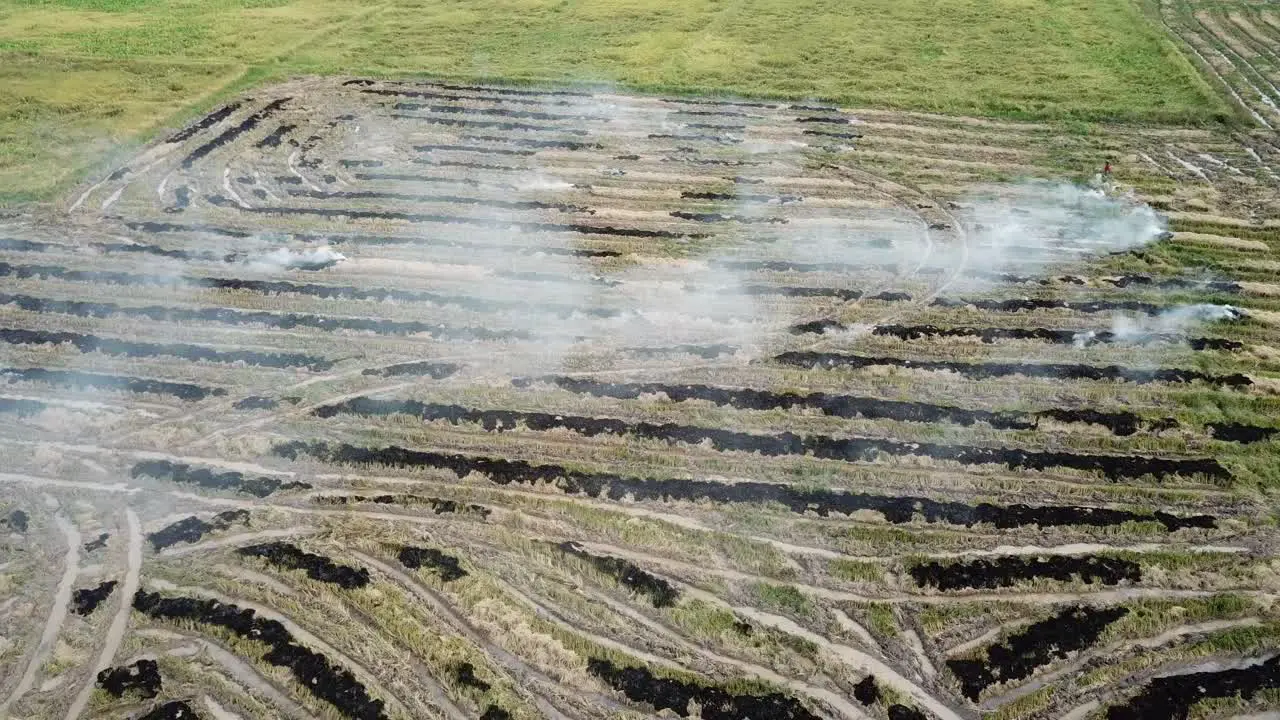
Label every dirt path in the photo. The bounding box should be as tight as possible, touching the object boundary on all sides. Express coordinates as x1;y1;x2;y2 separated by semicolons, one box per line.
980;617;1263;711
1;514;80;716
159;527;318;558
202;695;244;720
64;508;142;720
144;581;413;719
585;588;873;720
136;630;311;720
350;550;578;720
681;586;963;720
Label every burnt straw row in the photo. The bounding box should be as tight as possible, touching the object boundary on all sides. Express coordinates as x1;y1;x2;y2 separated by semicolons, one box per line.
359;86;576;107
133;591;387;719
168;102;241;143
932;297;1164;314
389;113;592;135
131;460;312;498
947;605;1129;699
0;292;526;341
147;510;251;552
588;658;818;720
860;323;1242;351
238;542;370;589
72;580;118;616
272;441;1216;531
0;367;223;402
556;541;679;607
0;327;333;371
910;555;1143;591
392;101;609;123
288;188;592;214
398;545;467;581
313;398;1229;481
182;98;289;168
1106;654;1280;719
0;261;618;319
316;494;490;517
205;197;708;239
362;361;460;379
772;351;1253;388
515;375;1174;437
0;397;47;417
98;659;162;699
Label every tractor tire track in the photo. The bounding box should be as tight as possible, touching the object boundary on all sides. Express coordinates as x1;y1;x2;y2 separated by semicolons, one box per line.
1;514;80;716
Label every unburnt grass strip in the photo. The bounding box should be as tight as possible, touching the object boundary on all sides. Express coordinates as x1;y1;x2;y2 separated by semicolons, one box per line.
397;545;466;582
133;461;310;498
0;367;224;402
98;658;162;699
132;591;388;719
238;542;370;589
772;352;1253;388
147;510;250;552
1105;654;1280;720
587;657;820;720
910;555;1143;591
0;327;334;371
555;541;679;607
72;580;118;616
271;441;1216;531
947;605;1129;700
312;399;1230;481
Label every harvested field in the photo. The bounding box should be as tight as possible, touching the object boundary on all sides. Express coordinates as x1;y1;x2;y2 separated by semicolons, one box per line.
0;74;1277;720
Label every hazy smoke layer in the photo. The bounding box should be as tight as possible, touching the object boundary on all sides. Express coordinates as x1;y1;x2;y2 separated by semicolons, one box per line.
1109;304;1245;341
955;181;1166;275
248;247;346;272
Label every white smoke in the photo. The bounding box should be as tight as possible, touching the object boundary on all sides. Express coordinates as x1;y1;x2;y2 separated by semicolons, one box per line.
1108;304;1245;342
246;247;346;272
947;181;1167;280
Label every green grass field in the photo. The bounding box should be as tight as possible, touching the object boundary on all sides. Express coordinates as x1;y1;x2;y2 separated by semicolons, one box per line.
0;0;1232;203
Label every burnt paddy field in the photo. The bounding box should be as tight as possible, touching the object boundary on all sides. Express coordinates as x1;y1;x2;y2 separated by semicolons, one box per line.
1;77;1280;720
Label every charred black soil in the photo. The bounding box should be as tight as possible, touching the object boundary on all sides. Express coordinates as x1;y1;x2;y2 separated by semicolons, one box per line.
147;510;250;551
911;555;1142;591
556;541;679;607
72;580;118;615
238;542;370;589
947;605;1129;699
397;545;467;581
97;658;162;699
313;398;1229;481
132;591;387;719
132;461;311;498
586;658;820;720
272;441;1215;531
